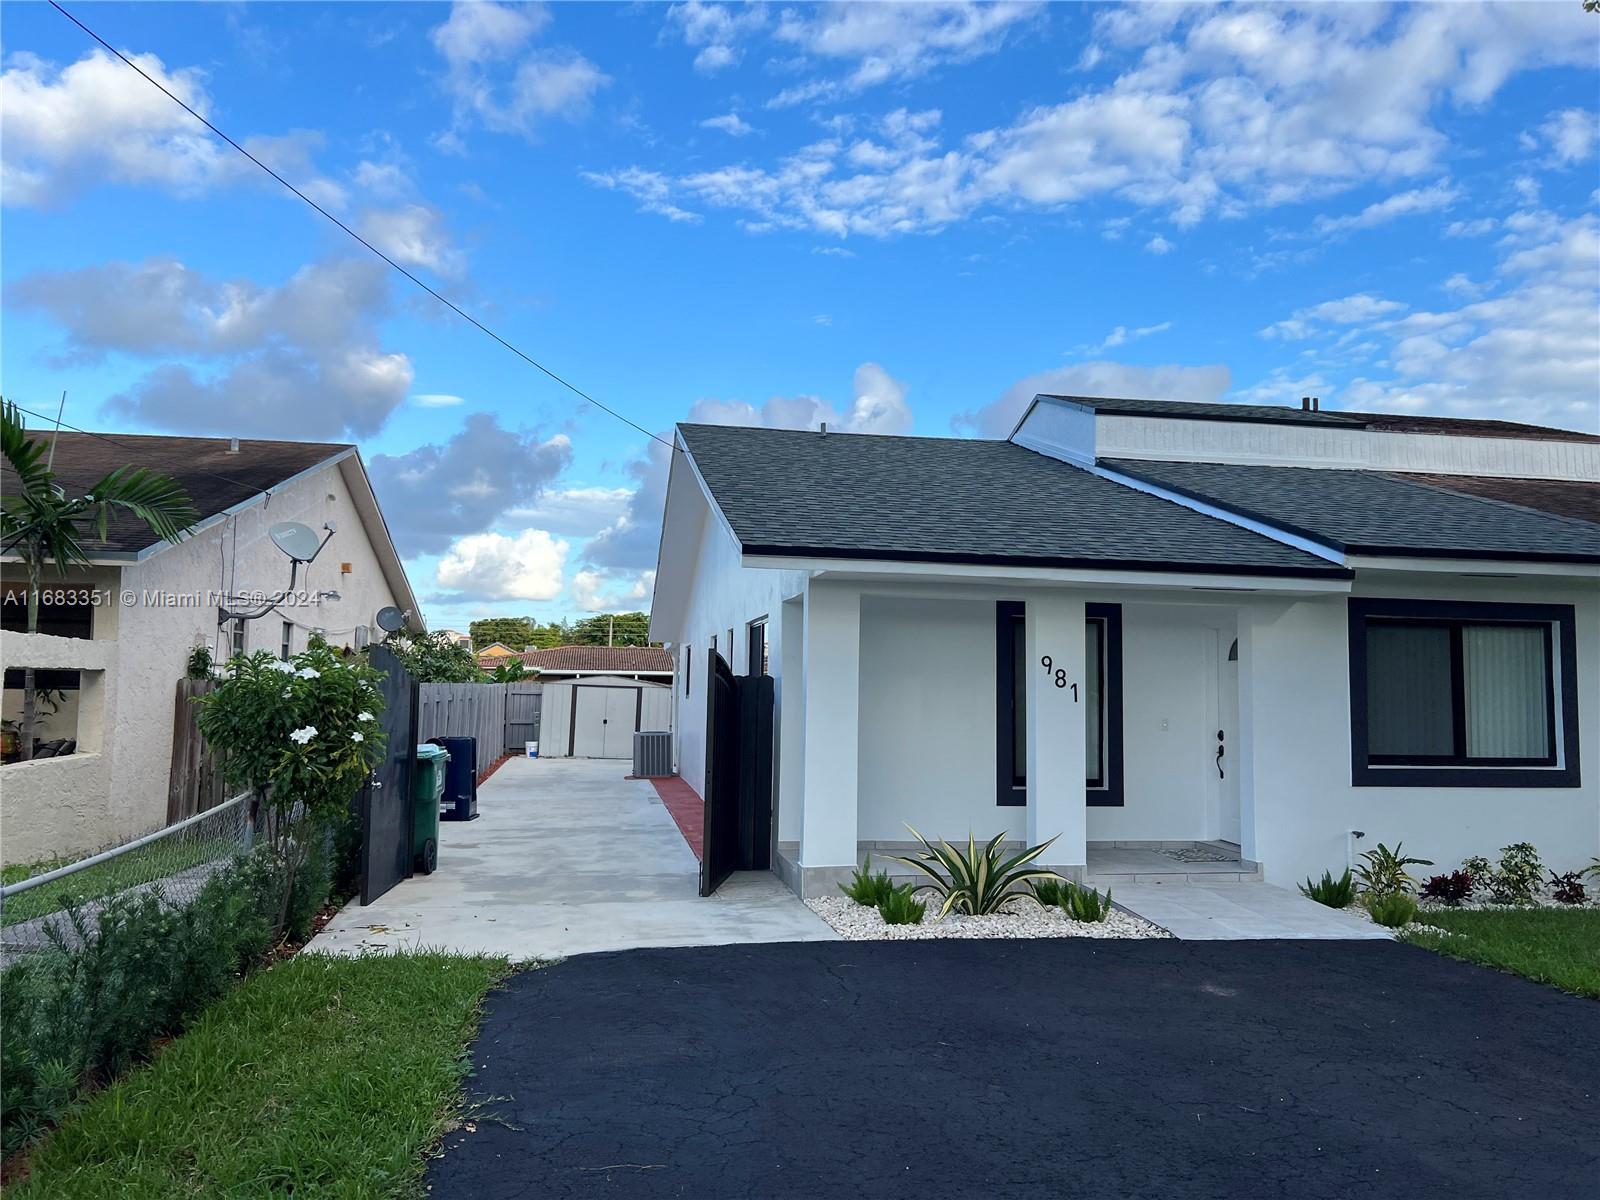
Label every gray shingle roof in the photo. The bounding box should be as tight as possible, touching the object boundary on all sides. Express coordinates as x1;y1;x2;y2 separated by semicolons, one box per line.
1101;459;1600;563
1043;395;1599;442
678;424;1346;578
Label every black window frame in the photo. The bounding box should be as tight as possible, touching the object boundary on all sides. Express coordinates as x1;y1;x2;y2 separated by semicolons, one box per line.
995;601;1123;807
1348;598;1580;788
684;644;692;697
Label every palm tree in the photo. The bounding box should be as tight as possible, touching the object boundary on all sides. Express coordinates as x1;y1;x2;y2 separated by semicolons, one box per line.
2;400;198;760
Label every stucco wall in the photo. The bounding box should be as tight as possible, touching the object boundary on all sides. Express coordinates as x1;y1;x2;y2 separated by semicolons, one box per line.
0;461;404;865
1244;574;1600;887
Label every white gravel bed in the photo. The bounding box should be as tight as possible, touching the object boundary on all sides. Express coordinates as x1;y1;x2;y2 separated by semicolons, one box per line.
807;895;1171;941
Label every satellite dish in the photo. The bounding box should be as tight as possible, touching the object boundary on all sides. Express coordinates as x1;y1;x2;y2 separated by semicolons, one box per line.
375;606;406;633
269;522;323;562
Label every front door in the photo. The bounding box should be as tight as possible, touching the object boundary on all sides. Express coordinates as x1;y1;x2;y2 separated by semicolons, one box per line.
1216;638;1241;844
601;688;637;758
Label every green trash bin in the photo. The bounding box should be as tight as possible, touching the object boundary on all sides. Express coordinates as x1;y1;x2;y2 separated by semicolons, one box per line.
413;744;449;874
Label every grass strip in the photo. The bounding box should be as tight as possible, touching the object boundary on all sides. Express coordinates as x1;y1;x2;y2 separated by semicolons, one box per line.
10;952;511;1199
1;836;236;927
1402;907;1600;1000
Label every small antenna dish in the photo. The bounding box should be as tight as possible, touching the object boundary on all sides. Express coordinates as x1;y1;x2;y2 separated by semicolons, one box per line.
270;522;323;562
375;606;406;633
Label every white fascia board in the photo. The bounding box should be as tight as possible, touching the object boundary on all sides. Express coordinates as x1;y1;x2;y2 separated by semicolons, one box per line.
1009;395;1098;467
740;554;1350;594
1347;555;1600;578
1092;463;1347;564
336;452;425;633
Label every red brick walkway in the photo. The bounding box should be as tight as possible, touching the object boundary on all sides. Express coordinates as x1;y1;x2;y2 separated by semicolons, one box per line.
648;775;704;861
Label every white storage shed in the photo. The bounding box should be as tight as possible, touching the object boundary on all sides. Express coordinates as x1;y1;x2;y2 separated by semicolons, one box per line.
539;675;674;759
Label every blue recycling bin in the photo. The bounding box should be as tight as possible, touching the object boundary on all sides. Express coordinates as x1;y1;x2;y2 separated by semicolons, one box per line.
429;735;479;821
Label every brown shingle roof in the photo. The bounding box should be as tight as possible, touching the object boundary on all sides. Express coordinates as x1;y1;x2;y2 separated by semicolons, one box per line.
1;430;351;553
1398;475;1600;525
518;645;673;674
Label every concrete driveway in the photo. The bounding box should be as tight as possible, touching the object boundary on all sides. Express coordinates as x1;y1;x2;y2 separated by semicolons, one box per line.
307;756;835;960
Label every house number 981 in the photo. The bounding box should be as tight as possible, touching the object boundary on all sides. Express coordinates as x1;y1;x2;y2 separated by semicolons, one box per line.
1039;655;1078;700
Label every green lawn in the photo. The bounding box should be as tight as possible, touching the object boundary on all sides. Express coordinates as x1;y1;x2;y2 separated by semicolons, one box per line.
10;953;511;1199
0;835;237;927
1403;908;1600;1000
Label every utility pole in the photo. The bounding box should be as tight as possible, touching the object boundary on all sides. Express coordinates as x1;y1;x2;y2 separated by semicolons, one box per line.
608;613;614;646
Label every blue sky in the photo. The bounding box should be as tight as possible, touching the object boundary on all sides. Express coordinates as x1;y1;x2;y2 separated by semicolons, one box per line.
3;2;1597;632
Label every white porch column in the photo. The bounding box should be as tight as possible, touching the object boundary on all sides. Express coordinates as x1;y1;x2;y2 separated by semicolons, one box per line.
799;580;860;872
776;594;806;846
1025;590;1086;868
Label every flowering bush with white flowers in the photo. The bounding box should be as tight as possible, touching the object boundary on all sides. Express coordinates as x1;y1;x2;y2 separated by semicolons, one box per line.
197;639;386;841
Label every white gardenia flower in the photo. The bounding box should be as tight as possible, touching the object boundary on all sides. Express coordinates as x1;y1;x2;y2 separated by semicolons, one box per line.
351;731;365;743
357;711;375;722
289;725;318;745
266;660;294;673
296;667;320;679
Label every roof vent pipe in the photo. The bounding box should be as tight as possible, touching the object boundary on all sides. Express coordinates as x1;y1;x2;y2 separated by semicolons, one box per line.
1300;396;1311;411
1312;396;1321;411
819;422;828;435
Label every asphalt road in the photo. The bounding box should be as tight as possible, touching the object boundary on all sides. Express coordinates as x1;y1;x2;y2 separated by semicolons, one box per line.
429;939;1599;1200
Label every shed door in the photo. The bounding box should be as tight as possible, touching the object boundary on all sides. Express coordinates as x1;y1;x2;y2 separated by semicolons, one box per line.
570;686;639;758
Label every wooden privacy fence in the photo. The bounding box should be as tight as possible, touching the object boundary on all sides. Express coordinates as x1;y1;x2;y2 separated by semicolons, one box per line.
168;678;227;822
416;681;542;756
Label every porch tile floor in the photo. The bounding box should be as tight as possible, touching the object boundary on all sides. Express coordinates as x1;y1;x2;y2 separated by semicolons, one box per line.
1086;846;1263;886
1110;882;1393;941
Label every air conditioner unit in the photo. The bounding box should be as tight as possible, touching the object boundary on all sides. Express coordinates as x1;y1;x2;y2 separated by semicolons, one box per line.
633;731;673;778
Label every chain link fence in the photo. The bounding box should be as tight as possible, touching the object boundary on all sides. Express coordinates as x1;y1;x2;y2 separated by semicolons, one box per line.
0;794;253;966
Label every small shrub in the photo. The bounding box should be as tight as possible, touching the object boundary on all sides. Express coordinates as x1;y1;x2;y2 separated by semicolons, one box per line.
1467;843;1545;906
1030;877;1068;907
876;887;926;926
1367;893;1418;929
1549;872;1588;906
1420;870;1475;906
1299;868;1355;908
185;645;213;680
840;856;897;907
892;827;1057;917
1060;881;1113;923
1354;842;1432;900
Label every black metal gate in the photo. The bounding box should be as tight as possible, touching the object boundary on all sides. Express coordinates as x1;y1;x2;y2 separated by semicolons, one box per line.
360;645;419;905
699;649;773;897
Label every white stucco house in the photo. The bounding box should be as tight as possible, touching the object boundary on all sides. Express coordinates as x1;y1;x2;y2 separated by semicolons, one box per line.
649;395;1600;897
1;431;421;865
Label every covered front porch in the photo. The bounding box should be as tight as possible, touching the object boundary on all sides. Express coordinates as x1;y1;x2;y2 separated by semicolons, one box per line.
772;573;1331;900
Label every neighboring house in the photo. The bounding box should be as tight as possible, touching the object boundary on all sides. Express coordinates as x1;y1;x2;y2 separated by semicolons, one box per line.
475;642;520;661
513;645;674;682
436;628;473;648
1;433;422;866
649;395;1600;897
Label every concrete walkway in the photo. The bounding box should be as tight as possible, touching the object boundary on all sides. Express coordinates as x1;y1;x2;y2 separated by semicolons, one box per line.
1113;881;1393;940
307;757;836;961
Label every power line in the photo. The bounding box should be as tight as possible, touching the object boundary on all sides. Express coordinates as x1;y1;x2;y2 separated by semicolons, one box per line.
47;0;677;455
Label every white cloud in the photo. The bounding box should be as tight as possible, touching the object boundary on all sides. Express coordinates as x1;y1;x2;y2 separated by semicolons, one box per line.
687;361;913;436
769;2;1041;106
412;393;465;408
581;167;702;223
1312;181;1460;235
430;1;607;143
571;568;654;613
1260;208;1600;430
1445;216;1499;238
1525;107;1599;166
1090;321;1171;353
955;362;1232;438
1144;234;1174;255
435;529;569;601
664;1;768;75
357;204;464;276
599;3;1591;238
0;48;341;208
8;256;413;439
1261;293;1408;340
506;485;634;538
701;112;754;137
368;415;574;555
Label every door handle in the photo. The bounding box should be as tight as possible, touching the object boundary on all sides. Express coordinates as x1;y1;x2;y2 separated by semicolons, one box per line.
1215;729;1225;780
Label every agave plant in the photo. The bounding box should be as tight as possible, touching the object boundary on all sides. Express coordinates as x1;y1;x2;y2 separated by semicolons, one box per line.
876;886;926;926
891;827;1058;917
839;856;898;907
1060;881;1113;923
1299;868;1356;908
